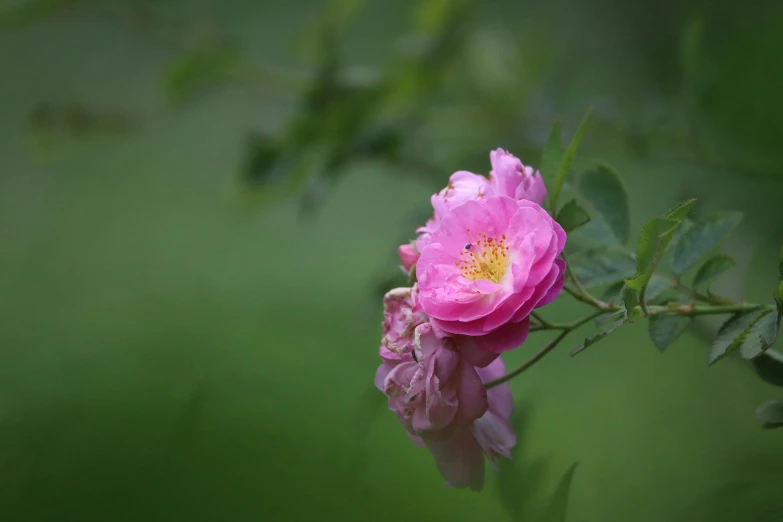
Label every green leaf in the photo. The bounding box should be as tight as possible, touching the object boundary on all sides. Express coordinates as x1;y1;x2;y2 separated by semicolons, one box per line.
600;281;625;305
569;248;636;288
665;216;692;247
666;198;697;221
578;164;630;244
163;46;241;105
671;212;743;276
625;217;680;292
740;310;780;360
753;349;783;387
572;310;628;356
755;400;783;429
541;462;579;522
565;219;620;252
603;279;670;314
557;199;591;233
549;108;593;214
708;308;768;365
539;120;563;189
692;255;736;290
649;314;691;352
634;217;680;274
645;274;674;301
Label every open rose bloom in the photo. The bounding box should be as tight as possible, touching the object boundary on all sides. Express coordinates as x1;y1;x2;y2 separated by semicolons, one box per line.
417;196;566;354
379;149;564;490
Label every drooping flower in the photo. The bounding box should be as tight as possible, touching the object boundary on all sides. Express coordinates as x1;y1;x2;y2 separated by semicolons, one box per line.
488;148;547;205
380;287;428;357
397;243;420;273
471;358;515;466
375;320;516;491
416;196;567;354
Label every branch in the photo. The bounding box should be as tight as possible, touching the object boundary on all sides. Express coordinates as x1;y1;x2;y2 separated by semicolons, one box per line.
529;310;606;332
487;300;769;388
646;302;770;317
486;309;606;388
483;330;571;389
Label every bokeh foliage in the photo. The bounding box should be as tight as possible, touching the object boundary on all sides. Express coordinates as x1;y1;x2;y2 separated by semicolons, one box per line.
2;0;783;521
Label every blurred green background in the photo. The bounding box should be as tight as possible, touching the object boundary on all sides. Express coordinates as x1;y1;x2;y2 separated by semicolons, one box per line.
2;1;783;521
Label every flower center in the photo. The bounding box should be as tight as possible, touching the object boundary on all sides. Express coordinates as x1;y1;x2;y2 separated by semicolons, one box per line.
455;231;510;283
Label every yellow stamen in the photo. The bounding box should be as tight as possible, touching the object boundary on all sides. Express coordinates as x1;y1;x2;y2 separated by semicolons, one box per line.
455;231;509;283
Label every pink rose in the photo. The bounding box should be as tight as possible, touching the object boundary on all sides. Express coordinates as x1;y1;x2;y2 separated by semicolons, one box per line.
397;243;420;273
374;322;516;490
489;148;547;205
416;195;567;354
380;287;428;357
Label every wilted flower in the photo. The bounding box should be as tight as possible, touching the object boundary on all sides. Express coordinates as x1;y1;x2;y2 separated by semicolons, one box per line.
416;196;566;354
471;358;515;466
380;287;428;356
375;321;515;490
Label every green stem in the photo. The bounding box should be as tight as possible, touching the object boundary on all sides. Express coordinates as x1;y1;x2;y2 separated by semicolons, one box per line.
562;251;610;310
486;309;606;388
529;310;606;332
484;330;571;388
563;284;597;306
530;311;554;329
639;285;649;315
672;281;734;306
647;303;770;317
487;302;768;388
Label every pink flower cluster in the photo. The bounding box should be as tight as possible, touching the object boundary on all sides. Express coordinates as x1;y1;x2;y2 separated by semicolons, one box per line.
375;150;567;490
